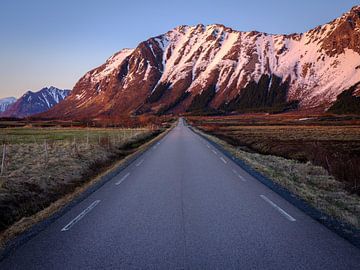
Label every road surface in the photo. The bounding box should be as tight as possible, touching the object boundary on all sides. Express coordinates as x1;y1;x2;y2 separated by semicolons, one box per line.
1;119;359;269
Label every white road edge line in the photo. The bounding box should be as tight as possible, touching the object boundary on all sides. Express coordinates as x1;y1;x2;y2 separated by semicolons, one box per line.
61;200;101;231
220;157;227;164
115;172;131;185
212;150;218;155
260;195;296;222
232;169;246;182
136;159;144;167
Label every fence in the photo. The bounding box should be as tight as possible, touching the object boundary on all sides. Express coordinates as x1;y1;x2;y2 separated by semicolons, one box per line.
0;128;148;177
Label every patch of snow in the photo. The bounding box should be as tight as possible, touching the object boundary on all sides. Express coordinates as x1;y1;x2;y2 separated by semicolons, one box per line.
91;48;134;84
0;97;16;112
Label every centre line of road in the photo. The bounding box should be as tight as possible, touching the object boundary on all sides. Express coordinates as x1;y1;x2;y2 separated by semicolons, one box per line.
212;149;218;155
136;159;144;167
61;200;101;231
207;144;211;148
220;157;227;164
115;172;131;185
260;195;296;222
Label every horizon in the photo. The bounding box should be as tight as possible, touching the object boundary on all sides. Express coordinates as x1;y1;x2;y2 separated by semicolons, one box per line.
0;0;359;99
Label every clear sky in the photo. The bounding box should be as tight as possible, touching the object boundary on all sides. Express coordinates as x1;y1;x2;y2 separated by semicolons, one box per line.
0;0;358;98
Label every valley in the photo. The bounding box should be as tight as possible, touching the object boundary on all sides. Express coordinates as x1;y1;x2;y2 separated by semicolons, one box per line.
0;3;360;268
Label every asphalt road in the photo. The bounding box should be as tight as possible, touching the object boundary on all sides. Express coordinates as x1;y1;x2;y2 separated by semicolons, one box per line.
1;119;360;269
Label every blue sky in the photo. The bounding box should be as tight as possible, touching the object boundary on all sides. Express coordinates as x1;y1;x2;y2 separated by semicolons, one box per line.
0;0;358;98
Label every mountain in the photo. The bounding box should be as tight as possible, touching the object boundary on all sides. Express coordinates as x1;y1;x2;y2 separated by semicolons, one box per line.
1;87;71;118
0;97;16;113
43;6;360;119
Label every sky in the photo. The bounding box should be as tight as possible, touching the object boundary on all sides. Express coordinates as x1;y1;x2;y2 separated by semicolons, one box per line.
0;0;358;99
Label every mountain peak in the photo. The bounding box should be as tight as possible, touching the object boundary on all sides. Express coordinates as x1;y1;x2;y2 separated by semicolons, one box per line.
1;87;71;118
318;5;360;57
350;5;360;13
42;6;360;119
341;5;360;23
0;97;16;113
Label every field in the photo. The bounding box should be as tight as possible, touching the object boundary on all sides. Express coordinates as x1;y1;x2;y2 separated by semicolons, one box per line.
0;125;165;235
188;114;360;193
188;114;360;228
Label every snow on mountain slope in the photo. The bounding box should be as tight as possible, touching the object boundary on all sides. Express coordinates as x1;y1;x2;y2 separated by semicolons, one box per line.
43;5;360;119
1;87;71;118
0;97;16;113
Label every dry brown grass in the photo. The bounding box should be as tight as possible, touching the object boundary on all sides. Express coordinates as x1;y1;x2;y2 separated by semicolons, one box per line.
0;128;161;234
188;116;360;193
193;128;360;229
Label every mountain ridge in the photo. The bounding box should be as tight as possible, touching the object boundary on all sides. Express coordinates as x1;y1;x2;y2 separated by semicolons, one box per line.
1;87;71;118
0;97;17;113
42;5;360;119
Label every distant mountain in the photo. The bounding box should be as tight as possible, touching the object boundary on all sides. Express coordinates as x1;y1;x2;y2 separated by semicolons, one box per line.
1;87;71;118
43;6;360;119
0;97;16;113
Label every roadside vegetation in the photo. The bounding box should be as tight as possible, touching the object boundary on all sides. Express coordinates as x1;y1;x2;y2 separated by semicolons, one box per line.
188;114;360;228
0;121;171;238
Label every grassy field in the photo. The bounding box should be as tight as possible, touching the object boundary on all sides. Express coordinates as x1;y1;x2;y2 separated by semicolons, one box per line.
188;114;360;228
0;126;164;234
188;114;360;193
0;127;148;144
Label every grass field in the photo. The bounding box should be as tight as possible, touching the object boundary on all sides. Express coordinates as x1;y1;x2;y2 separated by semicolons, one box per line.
0;127;148;144
188;115;360;193
188;114;360;228
0;126;164;234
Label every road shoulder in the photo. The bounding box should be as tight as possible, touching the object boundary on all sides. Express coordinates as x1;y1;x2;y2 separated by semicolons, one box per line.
188;125;360;249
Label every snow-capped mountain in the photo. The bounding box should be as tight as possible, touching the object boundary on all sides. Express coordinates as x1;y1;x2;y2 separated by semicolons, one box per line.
1;87;71;118
0;97;16;113
44;6;360;119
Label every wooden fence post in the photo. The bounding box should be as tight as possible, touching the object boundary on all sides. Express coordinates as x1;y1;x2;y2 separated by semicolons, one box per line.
44;140;48;163
1;144;6;175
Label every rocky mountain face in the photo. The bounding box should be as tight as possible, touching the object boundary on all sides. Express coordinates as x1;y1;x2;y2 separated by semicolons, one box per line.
1;87;70;118
44;6;360;119
0;97;16;113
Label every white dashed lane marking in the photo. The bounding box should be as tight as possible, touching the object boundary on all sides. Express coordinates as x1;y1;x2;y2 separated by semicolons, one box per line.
115;172;131;185
61;200;101;231
220;157;227;164
260;195;296;222
136;159;144;167
231;169;247;182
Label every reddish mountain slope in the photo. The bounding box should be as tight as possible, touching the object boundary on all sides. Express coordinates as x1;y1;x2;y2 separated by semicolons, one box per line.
44;6;360;119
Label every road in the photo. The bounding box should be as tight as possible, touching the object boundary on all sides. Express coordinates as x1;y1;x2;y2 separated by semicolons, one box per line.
1;119;359;269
